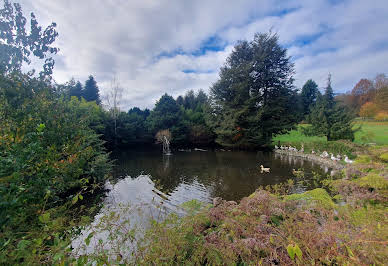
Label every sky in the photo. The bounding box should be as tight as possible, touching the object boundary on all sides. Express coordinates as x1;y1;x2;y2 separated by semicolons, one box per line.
18;0;388;110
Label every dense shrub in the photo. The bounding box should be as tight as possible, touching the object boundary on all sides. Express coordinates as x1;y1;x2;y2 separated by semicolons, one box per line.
0;73;111;263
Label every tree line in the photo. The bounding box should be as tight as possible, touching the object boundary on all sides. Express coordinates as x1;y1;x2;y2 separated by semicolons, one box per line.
336;75;388;120
62;32;359;149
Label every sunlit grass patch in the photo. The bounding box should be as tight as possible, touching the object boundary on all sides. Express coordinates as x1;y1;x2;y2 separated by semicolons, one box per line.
354;121;388;145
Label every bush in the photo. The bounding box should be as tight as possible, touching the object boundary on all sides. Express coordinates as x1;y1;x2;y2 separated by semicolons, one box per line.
0;73;111;263
359;102;378;118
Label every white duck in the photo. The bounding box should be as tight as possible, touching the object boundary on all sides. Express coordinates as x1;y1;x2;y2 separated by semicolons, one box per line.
260;165;270;173
331;153;340;161
344;156;354;164
275;145;279;149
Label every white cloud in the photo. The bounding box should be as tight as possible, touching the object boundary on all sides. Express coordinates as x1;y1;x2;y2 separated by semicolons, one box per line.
16;0;388;109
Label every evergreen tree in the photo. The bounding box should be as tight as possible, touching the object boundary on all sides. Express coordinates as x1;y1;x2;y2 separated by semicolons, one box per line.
300;79;319;117
308;74;356;141
176;95;184;106
208;32;297;148
196;89;208;106
183;90;196;109
83;75;101;104
146;94;187;145
69;81;83;100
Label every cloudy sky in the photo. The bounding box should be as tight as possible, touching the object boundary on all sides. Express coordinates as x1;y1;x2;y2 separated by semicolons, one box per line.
19;0;388;110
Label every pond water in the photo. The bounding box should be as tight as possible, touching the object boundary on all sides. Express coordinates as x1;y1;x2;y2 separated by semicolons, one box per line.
72;149;333;256
111;149;331;202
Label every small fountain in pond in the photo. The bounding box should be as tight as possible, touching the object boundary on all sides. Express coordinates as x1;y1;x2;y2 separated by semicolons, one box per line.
156;129;172;155
163;135;172;155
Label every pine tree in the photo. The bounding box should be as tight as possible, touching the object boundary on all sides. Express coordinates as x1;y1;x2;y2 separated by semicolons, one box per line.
308;74;356;141
208;32;297;147
300;79;319;117
83;75;101;104
69;81;83;100
146;94;187;145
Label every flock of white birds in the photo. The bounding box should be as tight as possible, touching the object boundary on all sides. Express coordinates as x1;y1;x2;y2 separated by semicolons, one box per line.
274;145;354;164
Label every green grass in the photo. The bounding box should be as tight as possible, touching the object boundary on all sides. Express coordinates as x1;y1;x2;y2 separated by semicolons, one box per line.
354;121;388;145
273;125;326;144
273;121;388;145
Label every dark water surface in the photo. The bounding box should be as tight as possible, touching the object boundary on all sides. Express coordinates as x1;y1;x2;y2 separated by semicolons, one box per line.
111;149;330;202
73;149;332;255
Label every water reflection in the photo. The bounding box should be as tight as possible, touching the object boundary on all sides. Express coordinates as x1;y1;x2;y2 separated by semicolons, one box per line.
112;150;329;202
73;150;333;257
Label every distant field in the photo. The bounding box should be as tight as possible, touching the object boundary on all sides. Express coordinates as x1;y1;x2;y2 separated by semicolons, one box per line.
273;121;388;145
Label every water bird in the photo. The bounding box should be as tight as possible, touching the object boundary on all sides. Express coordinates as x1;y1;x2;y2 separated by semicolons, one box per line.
311;149;315;154
320;151;329;158
336;154;342;160
260;165;270;173
275;145;279;149
344;156;354;164
331;153;340;161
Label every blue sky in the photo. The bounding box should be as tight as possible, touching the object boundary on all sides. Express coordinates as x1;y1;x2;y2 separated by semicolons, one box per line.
19;0;388;109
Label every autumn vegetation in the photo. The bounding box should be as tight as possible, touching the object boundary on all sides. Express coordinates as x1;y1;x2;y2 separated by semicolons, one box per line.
338;76;388;121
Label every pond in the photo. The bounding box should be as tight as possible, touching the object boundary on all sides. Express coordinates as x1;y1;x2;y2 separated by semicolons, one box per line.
72;149;333;256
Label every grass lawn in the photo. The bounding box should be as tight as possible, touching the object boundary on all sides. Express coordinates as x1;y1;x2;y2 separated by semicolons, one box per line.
273;121;388;145
354;121;388;145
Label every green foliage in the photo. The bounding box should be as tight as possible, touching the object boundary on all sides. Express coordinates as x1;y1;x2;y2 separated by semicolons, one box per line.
379;152;388;162
300;79;319;118
284;188;336;209
83;75;101;104
276;121;388;146
0;0;59;77
99;107;152;148
208;32;298;148
308;75;357;141
179;90;215;146
355;155;372;164
146;93;188;146
0;72;111;263
356;174;388;190
69;80;83;100
286;243;302;260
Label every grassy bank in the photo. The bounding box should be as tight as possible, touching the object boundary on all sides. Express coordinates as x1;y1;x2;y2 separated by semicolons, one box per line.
273;121;388;146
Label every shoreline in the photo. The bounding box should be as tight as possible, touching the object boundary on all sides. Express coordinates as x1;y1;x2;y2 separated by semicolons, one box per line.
274;149;345;170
